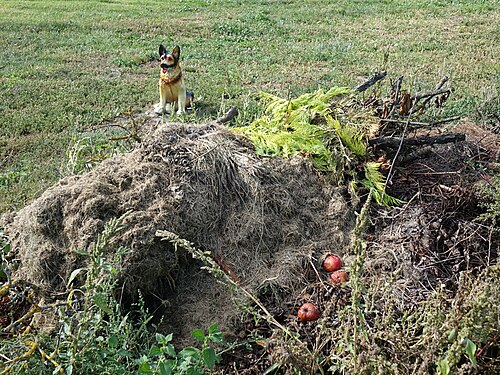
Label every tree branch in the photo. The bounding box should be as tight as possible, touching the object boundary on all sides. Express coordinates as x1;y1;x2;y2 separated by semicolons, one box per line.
380;116;460;127
420;76;449;109
412;87;454;103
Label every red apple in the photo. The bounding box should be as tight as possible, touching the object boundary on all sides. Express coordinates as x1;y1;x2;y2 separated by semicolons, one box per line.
329;270;349;285
297;303;320;322
322;255;343;272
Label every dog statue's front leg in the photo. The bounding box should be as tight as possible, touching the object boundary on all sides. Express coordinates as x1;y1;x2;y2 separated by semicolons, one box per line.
154;84;168;114
176;88;186;114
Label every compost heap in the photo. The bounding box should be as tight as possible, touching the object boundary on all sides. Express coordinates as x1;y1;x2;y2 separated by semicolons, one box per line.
1;122;354;341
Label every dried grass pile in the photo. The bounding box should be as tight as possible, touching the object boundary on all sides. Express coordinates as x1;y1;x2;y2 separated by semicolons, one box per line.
1;122;354;340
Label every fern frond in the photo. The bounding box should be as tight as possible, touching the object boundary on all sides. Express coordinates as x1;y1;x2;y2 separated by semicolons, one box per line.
337;127;367;157
232;88;402;206
363;162;386;190
360;162;404;206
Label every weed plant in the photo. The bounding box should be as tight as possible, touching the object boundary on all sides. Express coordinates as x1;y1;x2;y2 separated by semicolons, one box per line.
158;192;499;374
0;229;9;281
0;216;222;375
1;207;498;373
477;174;500;231
311;194;500;374
63;133;131;176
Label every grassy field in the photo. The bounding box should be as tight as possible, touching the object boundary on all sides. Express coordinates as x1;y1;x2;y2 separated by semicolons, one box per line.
0;0;498;213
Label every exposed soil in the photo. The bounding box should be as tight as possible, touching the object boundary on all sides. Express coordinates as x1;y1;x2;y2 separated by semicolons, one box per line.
367;121;499;304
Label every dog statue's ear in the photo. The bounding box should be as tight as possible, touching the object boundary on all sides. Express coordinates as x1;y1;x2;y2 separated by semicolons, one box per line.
172;46;180;59
159;44;167;56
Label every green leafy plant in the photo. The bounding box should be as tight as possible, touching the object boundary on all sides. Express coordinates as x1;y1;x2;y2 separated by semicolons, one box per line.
232;88;353;172
138;324;223;375
360;162;404;207
0;216;227;375
41;215;147;374
0;215;143;374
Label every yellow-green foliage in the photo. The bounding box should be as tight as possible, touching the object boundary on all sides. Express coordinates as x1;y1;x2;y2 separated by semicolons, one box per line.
361;162;404;207
233;88;353;172
232;87;400;206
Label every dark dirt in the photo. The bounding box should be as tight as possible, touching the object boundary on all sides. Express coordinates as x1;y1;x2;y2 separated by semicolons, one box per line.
367;121;499;303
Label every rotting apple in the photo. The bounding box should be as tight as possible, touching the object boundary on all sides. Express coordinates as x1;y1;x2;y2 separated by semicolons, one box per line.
322;255;343;272
297;303;320;322
329;270;349;284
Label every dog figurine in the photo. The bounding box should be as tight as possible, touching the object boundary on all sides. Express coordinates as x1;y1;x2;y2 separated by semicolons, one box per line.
154;45;192;115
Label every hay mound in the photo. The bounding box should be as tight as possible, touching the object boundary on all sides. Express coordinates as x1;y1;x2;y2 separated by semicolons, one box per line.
1;123;353;340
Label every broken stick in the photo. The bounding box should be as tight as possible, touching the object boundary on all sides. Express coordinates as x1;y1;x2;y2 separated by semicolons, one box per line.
216;106;239;124
354;71;387;92
387;76;404;118
369;133;466;149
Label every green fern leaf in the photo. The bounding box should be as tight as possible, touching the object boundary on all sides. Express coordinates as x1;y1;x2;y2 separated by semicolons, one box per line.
361;162;404;206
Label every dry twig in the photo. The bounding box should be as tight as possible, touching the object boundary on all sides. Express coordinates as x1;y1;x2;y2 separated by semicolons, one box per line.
354;71;387;92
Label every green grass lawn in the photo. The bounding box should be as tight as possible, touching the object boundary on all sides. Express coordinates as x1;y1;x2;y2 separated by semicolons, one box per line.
0;0;498;213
